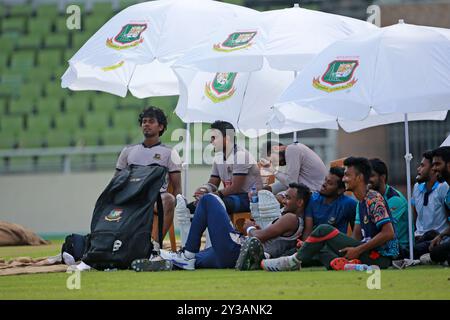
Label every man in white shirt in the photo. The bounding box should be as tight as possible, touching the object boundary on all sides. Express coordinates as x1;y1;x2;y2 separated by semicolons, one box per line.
412;150;449;258
115;107;182;241
260;141;327;194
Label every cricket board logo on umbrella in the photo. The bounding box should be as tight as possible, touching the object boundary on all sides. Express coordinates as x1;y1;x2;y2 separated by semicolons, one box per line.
106;23;148;50
205;72;238;103
213;31;257;52
313;59;359;93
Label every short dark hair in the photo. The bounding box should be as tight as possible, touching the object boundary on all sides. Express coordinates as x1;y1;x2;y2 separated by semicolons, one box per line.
369;158;388;183
210;121;235;140
263;140;284;157
288;183;311;207
329;167;345;189
138;106;168;136
422;150;433;162
343;156;372;184
432;146;450;163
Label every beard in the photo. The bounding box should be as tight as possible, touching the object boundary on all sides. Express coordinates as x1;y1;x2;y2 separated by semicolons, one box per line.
437;172;448;183
416;174;428;183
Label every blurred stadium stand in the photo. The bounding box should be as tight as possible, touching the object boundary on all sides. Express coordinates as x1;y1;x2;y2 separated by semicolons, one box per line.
0;0;191;173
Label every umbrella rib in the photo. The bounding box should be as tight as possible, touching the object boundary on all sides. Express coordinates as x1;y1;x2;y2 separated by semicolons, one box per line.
368;30;385;111
126;63;138;93
236;71;253;133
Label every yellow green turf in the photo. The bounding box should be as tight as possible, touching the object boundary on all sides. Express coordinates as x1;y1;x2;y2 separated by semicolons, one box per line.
1;240;449;300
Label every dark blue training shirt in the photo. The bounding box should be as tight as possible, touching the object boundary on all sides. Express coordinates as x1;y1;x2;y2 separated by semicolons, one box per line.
305;192;357;233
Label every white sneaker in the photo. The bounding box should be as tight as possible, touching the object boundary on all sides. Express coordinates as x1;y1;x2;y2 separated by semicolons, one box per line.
159;249;196;270
419;253;433;265
261;254;301;272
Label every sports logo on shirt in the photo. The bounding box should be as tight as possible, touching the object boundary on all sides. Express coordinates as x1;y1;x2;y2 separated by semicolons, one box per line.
205;72;237;103
213;31;257;52
105;209;123;222
153;154;161;160
363;215;369;225
313;59;359;92
106;23;147;50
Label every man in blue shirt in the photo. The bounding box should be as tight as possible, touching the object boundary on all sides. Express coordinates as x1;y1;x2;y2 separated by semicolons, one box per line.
369;158;408;250
303;167;357;239
430;146;450;265
412;150;449;258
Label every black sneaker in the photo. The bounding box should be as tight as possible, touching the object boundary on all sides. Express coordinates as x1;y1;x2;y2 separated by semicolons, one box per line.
131;257;173;272
235;237;265;271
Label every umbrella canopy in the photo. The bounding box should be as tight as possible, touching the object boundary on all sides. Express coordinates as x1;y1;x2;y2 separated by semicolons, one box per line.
172;6;376;137
269;103;448;133
61;0;256;97
276;21;450;120
173;61;297;138
174;6;377;73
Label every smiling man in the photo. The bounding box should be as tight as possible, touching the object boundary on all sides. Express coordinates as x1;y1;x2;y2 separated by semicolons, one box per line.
302;167;356;240
115;106;182;241
260;157;399;272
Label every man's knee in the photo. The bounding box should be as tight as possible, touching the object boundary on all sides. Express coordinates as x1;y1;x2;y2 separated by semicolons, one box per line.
161;193;175;211
310;224;338;237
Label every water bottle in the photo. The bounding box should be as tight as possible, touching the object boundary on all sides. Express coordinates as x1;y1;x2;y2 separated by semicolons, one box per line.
343;263;373;271
250;186;258;204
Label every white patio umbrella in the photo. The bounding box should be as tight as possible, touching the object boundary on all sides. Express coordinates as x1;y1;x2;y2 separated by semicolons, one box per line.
61;0;256;97
176;5;377;73
276;21;450;259
173;6;377;138
60;0;256;197
174;62;317;138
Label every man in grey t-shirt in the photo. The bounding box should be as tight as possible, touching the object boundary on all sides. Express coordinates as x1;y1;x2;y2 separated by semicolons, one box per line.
261;141;327;194
115;107;182;241
189;121;263;215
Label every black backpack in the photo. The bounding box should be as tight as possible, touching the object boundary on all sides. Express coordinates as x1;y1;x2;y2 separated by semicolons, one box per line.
63;164;167;270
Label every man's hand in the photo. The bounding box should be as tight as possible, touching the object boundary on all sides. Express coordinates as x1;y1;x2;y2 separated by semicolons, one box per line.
339;246;362;260
193;187;209;201
429;234;442;250
258;158;271;168
276;193;286;205
243;219;260;235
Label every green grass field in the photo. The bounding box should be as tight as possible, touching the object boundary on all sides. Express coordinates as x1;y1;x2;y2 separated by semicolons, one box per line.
1;240;449;300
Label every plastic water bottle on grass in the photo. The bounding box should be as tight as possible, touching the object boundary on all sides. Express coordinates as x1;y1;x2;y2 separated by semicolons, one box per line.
344;264;373;271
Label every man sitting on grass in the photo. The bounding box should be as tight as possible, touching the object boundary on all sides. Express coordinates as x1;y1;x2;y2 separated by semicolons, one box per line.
131;183;310;271
302;166;356;239
260;157;399;271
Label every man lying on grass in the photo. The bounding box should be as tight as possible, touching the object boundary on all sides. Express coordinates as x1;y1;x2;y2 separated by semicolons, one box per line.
259;157;399;271
130;183;310;271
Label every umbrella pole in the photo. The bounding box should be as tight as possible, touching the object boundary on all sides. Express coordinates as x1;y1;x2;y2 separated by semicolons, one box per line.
183;122;191;198
403;113;414;260
293;70;299;143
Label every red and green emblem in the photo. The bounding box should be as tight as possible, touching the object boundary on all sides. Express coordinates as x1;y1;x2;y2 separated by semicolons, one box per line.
213;31;257;52
205;72;237;103
106;23;147;50
313;60;359;92
105;208;123;222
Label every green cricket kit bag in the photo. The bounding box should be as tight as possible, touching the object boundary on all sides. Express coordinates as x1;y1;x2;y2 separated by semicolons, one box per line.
82;164;167;270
